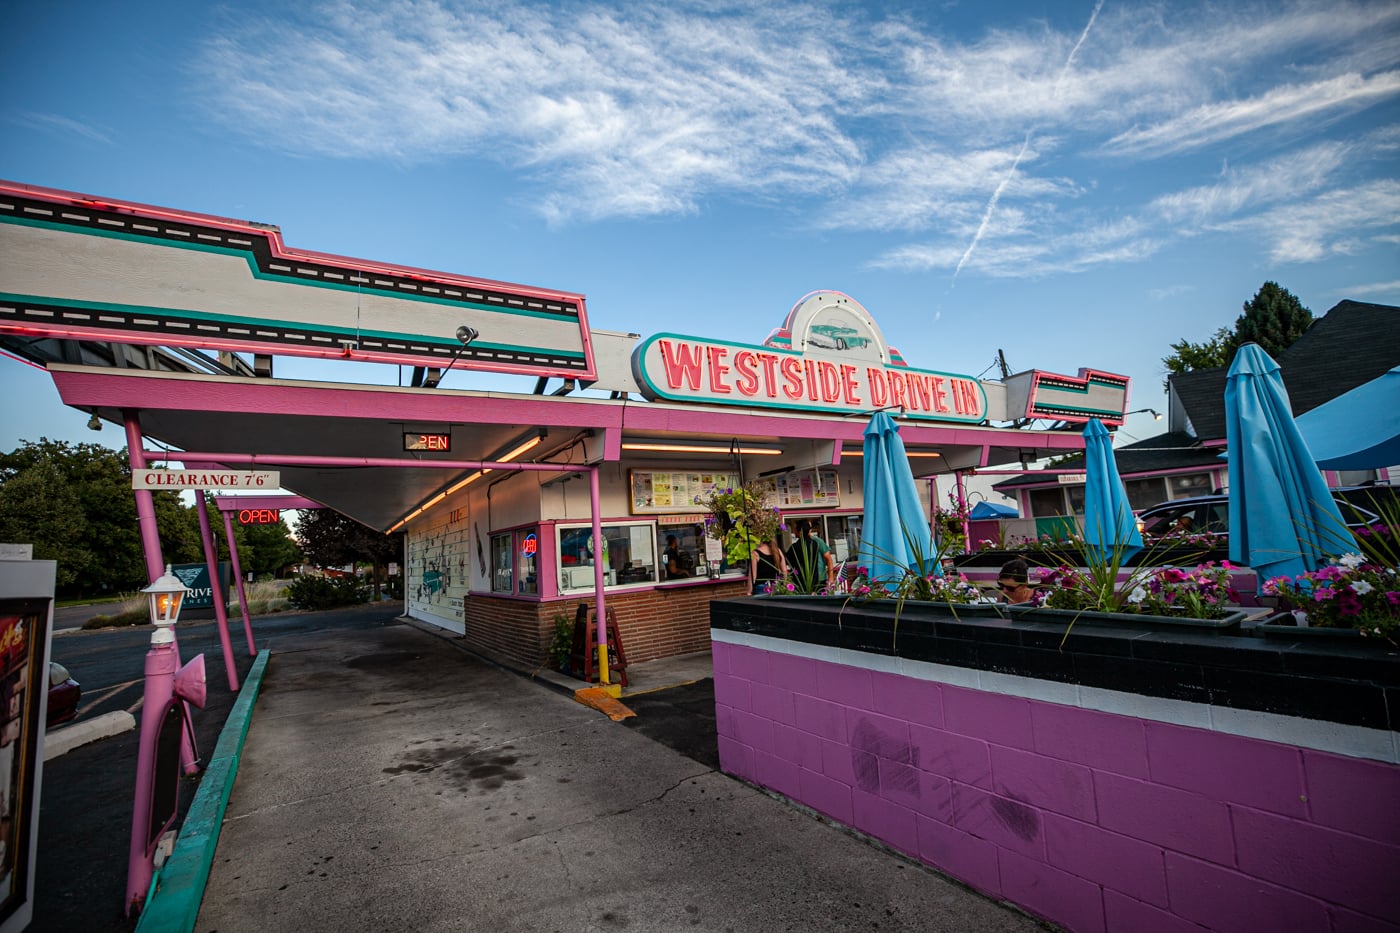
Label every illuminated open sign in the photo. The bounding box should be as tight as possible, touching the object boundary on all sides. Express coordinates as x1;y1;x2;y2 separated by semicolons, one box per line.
237;508;282;525
404;433;452;452
521;533;537;557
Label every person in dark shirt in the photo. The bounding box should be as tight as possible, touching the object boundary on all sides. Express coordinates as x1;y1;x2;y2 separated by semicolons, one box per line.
664;535;693;579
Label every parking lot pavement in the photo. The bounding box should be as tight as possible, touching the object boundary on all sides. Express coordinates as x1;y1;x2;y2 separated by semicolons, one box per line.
195;619;1047;933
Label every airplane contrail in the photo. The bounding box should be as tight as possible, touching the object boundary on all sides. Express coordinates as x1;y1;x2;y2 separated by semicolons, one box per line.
950;0;1104;285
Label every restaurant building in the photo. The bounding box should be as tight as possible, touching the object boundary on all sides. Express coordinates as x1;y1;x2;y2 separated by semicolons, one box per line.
0;180;1129;671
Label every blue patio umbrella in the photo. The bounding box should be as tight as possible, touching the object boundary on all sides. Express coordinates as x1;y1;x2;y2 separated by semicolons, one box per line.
1081;418;1143;562
1226;343;1352;582
859;411;938;586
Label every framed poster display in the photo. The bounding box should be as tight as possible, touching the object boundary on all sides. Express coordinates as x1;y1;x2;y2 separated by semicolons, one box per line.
0;559;56;933
773;470;841;508
629;471;740;515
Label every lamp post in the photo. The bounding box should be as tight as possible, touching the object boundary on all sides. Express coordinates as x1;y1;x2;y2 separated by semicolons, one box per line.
126;566;206;915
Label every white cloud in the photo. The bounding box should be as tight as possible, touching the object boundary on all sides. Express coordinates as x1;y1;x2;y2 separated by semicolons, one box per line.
193;0;1400;277
1339;279;1400;296
1103;71;1400;158
13;111;112;145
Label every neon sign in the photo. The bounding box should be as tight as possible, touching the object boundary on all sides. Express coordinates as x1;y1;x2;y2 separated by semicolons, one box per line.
237;509;282;525
404;433;452;452
521;533;537;557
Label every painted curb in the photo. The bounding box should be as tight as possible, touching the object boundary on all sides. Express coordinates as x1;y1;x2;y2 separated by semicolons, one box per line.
135;648;270;933
43;710;136;761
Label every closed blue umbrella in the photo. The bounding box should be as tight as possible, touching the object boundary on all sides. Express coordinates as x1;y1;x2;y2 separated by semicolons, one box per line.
1226;343;1352;581
858;411;937;586
1081;418;1143;562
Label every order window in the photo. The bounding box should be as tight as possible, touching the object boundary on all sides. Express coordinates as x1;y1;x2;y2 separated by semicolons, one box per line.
490;533;513;594
558;522;658;591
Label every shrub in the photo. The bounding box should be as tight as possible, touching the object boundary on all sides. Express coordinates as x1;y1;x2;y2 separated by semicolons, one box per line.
286;574;368;611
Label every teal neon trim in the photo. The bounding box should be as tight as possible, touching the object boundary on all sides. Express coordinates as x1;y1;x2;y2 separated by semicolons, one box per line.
1036;377;1126;396
134;648;270;933
1;213;582;324
1030;402;1120;416
1;293;586;362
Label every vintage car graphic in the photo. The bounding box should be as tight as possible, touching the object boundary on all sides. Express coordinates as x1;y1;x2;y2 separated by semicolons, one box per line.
807;324;871;351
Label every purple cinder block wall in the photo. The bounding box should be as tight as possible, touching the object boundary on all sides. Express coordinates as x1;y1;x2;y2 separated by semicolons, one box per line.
712;640;1400;933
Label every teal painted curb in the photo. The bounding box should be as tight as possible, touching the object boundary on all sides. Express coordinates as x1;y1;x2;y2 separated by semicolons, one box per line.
135;649;271;933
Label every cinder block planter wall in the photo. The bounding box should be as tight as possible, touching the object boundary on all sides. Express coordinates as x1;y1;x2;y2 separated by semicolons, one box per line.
710;600;1400;933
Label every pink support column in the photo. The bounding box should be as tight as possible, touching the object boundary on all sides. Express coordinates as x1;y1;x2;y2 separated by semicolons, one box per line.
195;493;240;691
588;465;609;685
125;635;176;915
955;470;971;555
123;412;199;773
220;509;258;656
123;412;165;584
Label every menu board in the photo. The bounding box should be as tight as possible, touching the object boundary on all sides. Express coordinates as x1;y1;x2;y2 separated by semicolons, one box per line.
629;471;741;514
774;470;841;508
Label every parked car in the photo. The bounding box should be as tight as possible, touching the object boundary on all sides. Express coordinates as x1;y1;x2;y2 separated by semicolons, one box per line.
1138;485;1392;540
47;661;81;728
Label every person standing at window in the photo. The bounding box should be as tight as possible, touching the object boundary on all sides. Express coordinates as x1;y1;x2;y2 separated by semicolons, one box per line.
750;537;786;594
664;535;693;579
785;520;835;592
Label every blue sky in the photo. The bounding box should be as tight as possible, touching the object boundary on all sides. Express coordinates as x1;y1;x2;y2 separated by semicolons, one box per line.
3;0;1398;454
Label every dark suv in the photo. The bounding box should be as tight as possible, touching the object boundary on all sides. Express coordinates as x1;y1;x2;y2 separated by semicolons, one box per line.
1138;485;1395;539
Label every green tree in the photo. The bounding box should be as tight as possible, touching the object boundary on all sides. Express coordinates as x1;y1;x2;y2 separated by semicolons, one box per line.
234;518;303;578
1232;281;1313;358
0;457;88;589
1161;327;1234;389
294;510;401;598
1161;281;1313;387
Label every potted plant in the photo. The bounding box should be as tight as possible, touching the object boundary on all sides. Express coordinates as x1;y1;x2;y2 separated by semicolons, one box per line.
702;481;782;570
1259;553;1400;642
547;613;574;674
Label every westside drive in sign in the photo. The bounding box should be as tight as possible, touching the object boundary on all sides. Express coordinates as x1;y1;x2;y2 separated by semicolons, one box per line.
131;469;281;490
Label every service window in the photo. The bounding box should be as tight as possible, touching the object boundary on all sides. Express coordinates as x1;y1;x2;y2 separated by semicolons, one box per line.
490;533;513;593
1028;487;1067;518
658;522;705;580
558;522;658;591
825;515;863;566
517;529;539;595
1066;484;1086;516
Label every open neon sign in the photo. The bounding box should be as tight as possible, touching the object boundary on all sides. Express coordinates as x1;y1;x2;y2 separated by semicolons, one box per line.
404;433;451;452
237;509;282;525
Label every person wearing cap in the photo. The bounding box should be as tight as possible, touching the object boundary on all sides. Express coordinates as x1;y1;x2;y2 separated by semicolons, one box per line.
996;558;1035;603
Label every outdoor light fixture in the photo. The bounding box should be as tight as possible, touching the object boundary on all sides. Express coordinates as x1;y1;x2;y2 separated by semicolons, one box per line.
620;439;784;456
423;324;481;388
87;411;103;431
842;449;942;458
1126;408;1163;421
143;565;188;645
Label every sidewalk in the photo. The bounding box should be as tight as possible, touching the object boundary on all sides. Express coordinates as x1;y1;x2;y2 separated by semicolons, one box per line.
193;618;1048;932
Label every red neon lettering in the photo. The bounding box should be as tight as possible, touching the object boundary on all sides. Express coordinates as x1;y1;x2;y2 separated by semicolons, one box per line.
957;380;981;416
733;351;759;396
888;370;908;409
757;353;780;398
867;368;889;407
930;376;949;412
906;374;930;411
840;364;861;405
657;340;704;390
781;357;805;399
707;346;732;394
803;360;819;401
817;361;842;403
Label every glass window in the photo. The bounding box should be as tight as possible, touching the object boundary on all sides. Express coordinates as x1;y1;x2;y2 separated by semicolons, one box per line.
517;529;538;595
558;522;658;591
825;515;862;566
1169;472;1212;498
1028;487;1067;518
490;533;512;594
1066;484;1086;516
659;522;705;579
1124;477;1168;512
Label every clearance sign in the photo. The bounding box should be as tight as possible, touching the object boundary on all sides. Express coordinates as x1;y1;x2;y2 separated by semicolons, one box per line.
132;469;280;490
631;334;986;423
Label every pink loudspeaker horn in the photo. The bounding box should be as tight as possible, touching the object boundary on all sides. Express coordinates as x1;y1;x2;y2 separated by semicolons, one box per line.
173;654;208;709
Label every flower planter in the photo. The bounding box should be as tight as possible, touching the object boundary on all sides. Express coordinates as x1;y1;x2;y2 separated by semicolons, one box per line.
755;594;1008;618
1006;604;1247;632
955;545;1232;570
1255;612;1366;640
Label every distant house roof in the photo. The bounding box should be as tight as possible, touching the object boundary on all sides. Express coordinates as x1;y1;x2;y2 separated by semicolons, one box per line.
1168;299;1400;444
992;432;1223;490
